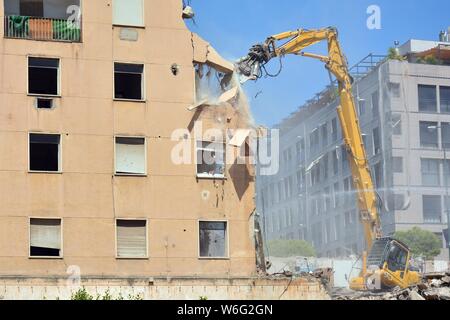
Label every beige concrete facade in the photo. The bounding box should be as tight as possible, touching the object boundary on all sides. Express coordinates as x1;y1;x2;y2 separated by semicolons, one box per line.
0;0;257;280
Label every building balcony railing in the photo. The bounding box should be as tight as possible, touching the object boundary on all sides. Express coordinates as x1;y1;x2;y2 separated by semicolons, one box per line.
4;15;81;42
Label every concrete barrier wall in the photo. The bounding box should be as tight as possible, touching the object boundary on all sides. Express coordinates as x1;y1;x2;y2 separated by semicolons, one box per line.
0;277;330;300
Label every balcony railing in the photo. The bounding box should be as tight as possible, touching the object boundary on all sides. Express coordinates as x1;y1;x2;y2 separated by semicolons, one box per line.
4;15;81;42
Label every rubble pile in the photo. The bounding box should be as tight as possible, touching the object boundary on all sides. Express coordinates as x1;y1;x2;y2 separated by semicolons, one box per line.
333;272;450;300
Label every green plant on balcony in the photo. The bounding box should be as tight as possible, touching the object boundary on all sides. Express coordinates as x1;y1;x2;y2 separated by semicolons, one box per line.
387;47;406;61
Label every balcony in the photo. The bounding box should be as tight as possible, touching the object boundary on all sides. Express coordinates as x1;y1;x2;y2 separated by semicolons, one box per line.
4;15;81;42
3;0;81;42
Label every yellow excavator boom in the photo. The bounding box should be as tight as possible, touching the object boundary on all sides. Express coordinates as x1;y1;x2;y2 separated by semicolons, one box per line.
237;27;420;290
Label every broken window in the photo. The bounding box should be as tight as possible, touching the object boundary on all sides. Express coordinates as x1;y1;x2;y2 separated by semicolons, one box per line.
30;218;62;257
423;195;442;224
391;113;402;135
199;221;227;258
28;57;59;96
114;63;144;100
420;121;439;148
393;157;403;173
196;141;225;179
113;0;144;27
116;219;147;258
29;133;61;172
115;137;146;175
441;86;450;113
372;127;381;155
418;85;437;113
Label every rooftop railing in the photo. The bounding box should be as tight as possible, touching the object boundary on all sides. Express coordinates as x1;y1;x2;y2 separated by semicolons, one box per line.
4;15;81;42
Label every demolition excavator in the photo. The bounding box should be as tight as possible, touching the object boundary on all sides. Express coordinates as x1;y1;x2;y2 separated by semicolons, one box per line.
236;27;421;291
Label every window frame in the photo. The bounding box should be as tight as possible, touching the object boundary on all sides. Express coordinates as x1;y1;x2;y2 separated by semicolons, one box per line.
112;0;145;28
418;84;438;113
422;195;442;224
114;135;147;176
113;61;146;102
115;218;149;259
419;121;439;149
28;132;63;174
198;220;229;260
195;140;226;180
29;217;63;259
27;56;61;97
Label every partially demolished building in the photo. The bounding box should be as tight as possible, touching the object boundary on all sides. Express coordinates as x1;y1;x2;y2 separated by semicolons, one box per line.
0;0;263;295
257;35;450;260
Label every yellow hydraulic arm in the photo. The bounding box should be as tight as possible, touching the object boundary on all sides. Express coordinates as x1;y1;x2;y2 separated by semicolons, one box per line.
259;28;382;248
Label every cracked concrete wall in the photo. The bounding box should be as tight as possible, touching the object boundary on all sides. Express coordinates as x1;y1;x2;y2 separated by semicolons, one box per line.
0;0;257;279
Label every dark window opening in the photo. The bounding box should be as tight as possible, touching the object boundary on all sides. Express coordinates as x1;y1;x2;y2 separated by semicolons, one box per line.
114;63;144;100
29;133;60;172
37;98;53;109
30;247;59;257
20;0;44;17
28;57;59;96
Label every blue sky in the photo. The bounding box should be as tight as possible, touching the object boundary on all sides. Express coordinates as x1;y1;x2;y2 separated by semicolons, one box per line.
185;0;450;127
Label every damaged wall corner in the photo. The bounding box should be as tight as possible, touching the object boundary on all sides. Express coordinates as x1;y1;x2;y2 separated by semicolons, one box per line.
191;33;235;74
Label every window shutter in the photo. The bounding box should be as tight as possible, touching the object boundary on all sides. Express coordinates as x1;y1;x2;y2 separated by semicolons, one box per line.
117;220;147;258
113;0;144;27
115;138;145;174
30;219;61;250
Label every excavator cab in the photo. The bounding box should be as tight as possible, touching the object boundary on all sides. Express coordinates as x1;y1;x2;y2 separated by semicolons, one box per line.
350;238;421;291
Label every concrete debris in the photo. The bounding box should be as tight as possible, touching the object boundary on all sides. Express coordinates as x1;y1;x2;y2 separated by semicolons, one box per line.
333;272;450;300
218;86;239;104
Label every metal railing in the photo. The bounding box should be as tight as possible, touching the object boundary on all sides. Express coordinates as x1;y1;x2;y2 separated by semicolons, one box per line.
4;15;81;42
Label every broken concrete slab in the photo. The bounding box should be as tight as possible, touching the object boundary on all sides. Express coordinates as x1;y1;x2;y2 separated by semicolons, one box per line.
192;33;234;74
218;86;239;104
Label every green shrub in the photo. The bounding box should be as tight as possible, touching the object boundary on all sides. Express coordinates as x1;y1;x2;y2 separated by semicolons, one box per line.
267;240;316;257
394;227;442;260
